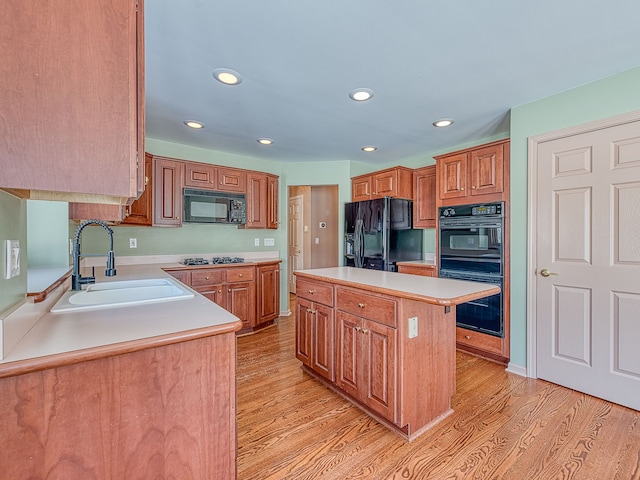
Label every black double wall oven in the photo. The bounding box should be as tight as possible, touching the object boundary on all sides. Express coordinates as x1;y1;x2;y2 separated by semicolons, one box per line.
438;202;504;337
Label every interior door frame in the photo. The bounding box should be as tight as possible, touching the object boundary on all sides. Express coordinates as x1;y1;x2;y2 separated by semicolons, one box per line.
526;108;640;378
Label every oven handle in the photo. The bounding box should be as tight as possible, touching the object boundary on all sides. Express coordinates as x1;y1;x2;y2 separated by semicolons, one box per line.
439;222;502;229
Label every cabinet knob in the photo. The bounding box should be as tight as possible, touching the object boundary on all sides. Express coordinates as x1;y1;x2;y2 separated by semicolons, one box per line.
471;185;476;189
218;289;222;293
465;335;471;340
219;181;223;185
228;288;231;292
239;273;243;277
460;187;465;191
362;329;369;334
308;289;315;294
358;302;365;308
355;326;361;332
176;216;180;220
205;276;210;280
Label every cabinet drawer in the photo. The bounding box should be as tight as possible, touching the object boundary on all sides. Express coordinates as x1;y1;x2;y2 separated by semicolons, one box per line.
296;278;334;306
336;287;397;328
226;266;255;283
397;264;436;277
456;327;502;355
191;269;224;286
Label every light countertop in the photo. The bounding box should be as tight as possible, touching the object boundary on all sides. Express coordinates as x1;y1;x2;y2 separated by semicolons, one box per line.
1;262;245;377
295;267;499;306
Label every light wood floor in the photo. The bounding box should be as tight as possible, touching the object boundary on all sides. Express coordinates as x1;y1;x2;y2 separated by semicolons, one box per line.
236;300;640;480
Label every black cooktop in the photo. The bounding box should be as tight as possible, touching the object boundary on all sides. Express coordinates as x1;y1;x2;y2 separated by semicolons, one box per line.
181;256;245;266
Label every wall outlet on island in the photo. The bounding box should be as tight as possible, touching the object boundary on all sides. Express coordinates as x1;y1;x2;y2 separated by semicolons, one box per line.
408;316;418;338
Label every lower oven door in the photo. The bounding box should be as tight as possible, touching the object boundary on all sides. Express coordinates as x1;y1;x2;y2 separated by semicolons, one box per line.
440;272;503;337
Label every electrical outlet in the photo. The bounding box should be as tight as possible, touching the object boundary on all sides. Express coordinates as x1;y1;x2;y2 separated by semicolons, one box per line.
129;238;137;248
254;238;260;246
264;238;275;246
5;240;20;279
408;316;418;339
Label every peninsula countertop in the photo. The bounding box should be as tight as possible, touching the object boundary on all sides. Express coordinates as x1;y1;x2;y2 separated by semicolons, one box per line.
294;267;500;306
0;262;246;378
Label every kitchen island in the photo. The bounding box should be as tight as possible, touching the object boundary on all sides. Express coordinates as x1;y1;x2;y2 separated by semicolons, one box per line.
294;267;500;441
0;263;243;480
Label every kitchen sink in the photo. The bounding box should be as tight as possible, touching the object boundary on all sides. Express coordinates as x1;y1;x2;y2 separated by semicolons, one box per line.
51;278;194;313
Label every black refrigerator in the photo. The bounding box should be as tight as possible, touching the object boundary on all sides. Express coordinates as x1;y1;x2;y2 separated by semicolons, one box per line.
344;197;423;271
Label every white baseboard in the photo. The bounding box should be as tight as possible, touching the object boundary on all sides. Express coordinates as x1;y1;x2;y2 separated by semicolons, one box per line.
505;362;527;377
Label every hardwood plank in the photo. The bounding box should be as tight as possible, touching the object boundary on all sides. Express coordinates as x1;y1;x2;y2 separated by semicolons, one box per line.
237;296;640;479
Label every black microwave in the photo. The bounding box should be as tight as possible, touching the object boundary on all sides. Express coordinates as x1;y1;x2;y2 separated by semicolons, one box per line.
183;188;247;224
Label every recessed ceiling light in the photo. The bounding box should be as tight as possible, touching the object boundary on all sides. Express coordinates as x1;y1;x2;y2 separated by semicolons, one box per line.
361;146;377;152
257;138;273;145
433;118;454;127
349;88;374;101
213;68;243;85
184;120;205;129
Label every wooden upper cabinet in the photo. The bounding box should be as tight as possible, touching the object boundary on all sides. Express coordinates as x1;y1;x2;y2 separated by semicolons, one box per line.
184;163;217;189
267;174;279;229
435;139;509;205
122;152;153;225
351;167;413;201
413;165;437;228
244;173;268;229
1;0;144;204
153;156;183;226
217;168;246;193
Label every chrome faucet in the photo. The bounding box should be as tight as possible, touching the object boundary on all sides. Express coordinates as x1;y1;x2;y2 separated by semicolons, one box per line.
72;219;117;291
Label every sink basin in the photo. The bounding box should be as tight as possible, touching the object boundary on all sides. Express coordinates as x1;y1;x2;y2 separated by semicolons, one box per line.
51;278;195;313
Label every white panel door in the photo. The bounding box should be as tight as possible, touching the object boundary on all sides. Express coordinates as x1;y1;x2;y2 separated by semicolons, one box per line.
536;120;640;410
288;195;304;294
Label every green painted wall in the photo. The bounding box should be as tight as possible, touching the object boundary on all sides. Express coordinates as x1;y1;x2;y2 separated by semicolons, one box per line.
27;200;69;267
509;66;640;368
0;190;27;315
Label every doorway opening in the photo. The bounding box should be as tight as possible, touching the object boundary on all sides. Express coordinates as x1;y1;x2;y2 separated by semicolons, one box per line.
288;185;339;294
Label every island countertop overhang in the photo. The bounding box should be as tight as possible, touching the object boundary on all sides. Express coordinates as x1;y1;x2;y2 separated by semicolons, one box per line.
294;267;500;306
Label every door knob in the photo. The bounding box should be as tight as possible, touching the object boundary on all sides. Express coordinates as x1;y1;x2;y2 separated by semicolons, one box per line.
539;268;556;277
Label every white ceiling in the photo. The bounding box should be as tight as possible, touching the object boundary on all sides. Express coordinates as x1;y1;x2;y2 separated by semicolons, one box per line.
145;0;640;165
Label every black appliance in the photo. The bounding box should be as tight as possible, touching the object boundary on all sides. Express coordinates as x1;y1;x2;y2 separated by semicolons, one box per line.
438;202;504;337
183;188;247;224
344;197;423;272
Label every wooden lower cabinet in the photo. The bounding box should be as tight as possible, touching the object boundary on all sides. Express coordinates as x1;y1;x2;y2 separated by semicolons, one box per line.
166;261;280;334
296;297;334;381
336;310;396;422
294;273;457;441
396;263;437;277
0;333;238;479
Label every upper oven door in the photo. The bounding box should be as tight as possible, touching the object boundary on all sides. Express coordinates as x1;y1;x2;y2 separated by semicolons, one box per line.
439;218;503;275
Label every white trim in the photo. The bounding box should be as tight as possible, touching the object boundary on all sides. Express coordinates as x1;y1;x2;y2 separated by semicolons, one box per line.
505;362;527;377
526;109;640;379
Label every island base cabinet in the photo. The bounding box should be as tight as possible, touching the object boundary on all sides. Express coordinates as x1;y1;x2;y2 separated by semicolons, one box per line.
336;311;396;423
296;297;334;381
0;334;237;480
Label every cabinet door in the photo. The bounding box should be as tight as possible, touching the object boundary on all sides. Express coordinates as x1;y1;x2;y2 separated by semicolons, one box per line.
351;176;372;202
153;157;183;226
1;0;143;201
438;152;469;200
312;303;334;381
372;171;397;198
295;297;313;366
217;168;246;193
257;264;280;324
413;165;436;228
245;173;267;229
165;269;191;285
197;284;227;310
184;162;217;189
469;143;504;196
362;320;396;422
267;175;279;229
227;281;255;328
336;311;363;399
123;152;153;226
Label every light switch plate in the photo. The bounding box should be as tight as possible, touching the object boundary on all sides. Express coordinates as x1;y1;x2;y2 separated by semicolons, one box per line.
408;316;418;339
5;240;20;279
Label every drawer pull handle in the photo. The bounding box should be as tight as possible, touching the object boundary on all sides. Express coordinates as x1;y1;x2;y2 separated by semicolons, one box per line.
358;302;365;308
308;289;315;294
362;329;369;334
465;335;471;340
